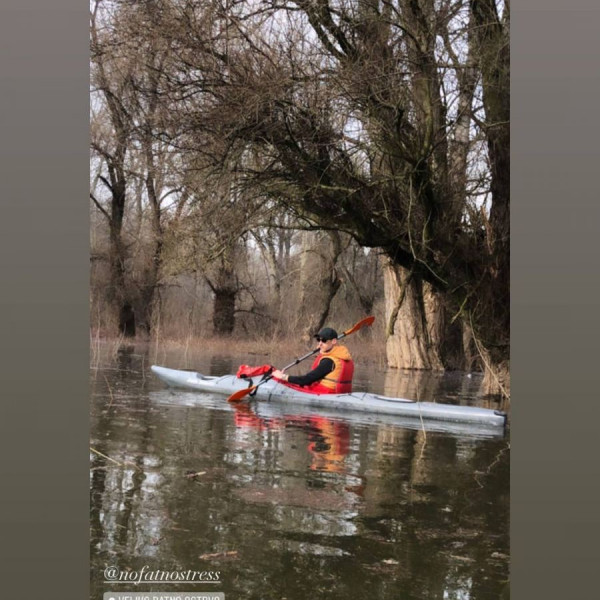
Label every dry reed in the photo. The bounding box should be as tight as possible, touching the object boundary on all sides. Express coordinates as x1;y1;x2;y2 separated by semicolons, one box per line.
149;334;387;366
90;332;387;367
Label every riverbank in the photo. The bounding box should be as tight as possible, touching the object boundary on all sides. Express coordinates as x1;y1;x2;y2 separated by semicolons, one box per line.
90;333;388;369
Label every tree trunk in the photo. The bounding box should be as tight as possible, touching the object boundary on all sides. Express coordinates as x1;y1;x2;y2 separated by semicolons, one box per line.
383;260;443;370
91;5;134;337
298;230;343;341
384;259;472;371
135;187;164;336
213;288;236;335
252;228;288;331
119;303;136;337
469;0;510;393
106;180;134;337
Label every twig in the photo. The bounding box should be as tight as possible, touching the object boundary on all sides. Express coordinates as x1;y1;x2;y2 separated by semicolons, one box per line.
103;374;115;409
469;313;510;401
90;447;143;471
416;381;427;455
474;442;510;488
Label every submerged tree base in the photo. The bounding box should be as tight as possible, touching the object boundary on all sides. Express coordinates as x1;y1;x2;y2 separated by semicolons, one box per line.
482;360;511;400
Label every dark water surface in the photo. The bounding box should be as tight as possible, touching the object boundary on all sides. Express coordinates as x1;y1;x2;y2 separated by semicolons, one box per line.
90;343;509;600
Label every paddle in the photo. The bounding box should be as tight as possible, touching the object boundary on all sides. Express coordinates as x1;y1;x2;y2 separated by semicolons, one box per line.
226;316;375;403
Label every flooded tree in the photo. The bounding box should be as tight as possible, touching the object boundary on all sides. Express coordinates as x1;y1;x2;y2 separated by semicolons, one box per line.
180;0;510;391
90;0;510;394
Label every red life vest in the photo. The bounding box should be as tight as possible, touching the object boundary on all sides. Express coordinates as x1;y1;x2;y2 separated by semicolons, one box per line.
236;364;273;378
308;345;354;393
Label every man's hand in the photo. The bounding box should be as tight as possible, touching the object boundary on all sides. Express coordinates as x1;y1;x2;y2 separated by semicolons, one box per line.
272;369;287;381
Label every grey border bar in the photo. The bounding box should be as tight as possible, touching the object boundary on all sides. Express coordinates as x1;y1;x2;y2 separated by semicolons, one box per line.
512;2;600;599
1;0;599;599
0;1;89;599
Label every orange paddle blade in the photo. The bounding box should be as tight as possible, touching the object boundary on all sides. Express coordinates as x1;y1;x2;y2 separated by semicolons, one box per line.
343;316;375;336
227;386;256;403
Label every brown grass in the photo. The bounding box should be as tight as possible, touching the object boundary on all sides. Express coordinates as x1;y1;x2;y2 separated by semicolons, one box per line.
169;335;384;364
92;332;387;368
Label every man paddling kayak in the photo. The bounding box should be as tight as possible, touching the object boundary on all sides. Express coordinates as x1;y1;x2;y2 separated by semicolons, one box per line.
272;327;355;394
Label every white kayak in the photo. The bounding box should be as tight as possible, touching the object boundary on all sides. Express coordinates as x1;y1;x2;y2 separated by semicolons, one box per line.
151;365;507;429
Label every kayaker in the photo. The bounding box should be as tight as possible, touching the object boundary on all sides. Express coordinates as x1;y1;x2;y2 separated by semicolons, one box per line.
272;327;355;393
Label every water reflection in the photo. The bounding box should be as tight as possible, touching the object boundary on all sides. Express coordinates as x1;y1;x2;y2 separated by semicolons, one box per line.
209;354;234;376
90;342;509;600
232;404;351;473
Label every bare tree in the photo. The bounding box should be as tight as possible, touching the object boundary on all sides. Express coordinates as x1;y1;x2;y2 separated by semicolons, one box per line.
90;0;137;334
90;0;191;335
90;0;510;394
180;0;510;390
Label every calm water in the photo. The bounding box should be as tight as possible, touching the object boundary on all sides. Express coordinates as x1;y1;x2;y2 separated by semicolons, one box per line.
90;343;510;600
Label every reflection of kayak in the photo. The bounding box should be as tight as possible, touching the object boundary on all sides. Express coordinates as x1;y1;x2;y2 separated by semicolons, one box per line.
250;401;506;439
232;404;351;472
151;365;507;429
149;389;505;439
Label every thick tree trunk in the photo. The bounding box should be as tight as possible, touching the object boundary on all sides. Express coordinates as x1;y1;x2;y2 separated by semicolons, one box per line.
106;181;135;337
107;217;137;338
135;214;164;336
204;239;242;337
383;259;471;371
212;288;236;335
119;303;136;337
298;231;343;341
383;260;444;370
136;273;160;336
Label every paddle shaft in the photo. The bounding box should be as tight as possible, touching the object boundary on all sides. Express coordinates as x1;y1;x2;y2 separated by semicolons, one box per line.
279;326;360;373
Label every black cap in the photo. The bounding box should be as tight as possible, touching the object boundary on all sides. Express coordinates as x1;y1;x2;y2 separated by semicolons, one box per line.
315;327;338;341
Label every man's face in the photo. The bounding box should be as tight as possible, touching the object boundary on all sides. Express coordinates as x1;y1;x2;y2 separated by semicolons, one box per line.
317;337;336;352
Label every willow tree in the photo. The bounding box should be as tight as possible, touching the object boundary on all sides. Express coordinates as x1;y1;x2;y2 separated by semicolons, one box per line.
186;0;510;391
